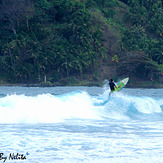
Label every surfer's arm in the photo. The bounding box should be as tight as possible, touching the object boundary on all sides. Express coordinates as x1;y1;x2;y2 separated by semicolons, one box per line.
115;85;120;91
108;74;112;80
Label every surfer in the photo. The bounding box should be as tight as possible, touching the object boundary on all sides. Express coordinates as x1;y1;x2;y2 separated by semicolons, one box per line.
108;74;119;94
109;79;119;92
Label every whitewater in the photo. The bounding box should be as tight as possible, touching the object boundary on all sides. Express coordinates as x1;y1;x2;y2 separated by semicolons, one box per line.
0;86;163;163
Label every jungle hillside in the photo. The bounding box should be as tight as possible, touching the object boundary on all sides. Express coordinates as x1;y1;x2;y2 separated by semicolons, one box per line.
0;0;163;87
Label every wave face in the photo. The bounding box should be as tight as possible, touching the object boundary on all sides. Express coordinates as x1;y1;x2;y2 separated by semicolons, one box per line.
0;90;162;123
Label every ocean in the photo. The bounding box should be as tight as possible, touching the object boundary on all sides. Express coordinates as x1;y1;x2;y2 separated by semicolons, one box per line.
0;86;163;163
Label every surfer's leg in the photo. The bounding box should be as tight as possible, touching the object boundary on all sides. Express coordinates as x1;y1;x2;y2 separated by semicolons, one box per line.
109;90;114;96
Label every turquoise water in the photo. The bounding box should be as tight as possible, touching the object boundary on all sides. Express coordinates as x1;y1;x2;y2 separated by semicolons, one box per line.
0;86;163;163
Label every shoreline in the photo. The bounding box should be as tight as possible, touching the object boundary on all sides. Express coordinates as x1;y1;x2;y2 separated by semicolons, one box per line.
0;76;163;88
0;82;162;88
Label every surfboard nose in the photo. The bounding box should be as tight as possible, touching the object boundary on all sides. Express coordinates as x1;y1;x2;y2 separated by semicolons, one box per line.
121;77;129;85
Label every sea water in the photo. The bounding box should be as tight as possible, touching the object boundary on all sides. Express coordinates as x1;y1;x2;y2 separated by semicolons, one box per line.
0;86;163;163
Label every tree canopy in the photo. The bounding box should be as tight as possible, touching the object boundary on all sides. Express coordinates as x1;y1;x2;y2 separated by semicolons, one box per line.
0;0;162;84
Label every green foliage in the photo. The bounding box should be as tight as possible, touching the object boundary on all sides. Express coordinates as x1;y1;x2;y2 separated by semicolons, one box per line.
120;0;162;81
112;55;119;62
125;0;163;37
0;0;162;84
0;0;106;83
121;26;147;51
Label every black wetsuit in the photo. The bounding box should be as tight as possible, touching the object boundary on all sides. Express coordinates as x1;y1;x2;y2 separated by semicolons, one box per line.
109;81;116;91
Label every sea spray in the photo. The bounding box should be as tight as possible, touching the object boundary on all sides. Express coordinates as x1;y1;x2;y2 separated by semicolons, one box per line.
0;87;163;162
0;92;99;123
0;90;162;123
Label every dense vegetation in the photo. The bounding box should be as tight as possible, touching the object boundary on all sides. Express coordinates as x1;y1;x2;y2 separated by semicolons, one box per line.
0;0;162;85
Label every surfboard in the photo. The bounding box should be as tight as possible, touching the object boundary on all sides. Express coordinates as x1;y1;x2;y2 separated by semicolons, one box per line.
94;77;129;106
113;77;129;92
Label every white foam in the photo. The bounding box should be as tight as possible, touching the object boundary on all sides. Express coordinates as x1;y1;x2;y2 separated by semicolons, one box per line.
0;92;99;123
132;96;162;114
111;93;162;114
0;91;162;123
